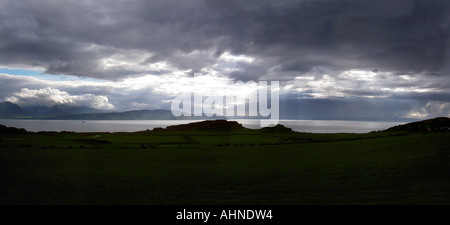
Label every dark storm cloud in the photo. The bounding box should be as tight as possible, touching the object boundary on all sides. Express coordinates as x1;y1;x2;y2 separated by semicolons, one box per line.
204;0;450;77
1;0;449;80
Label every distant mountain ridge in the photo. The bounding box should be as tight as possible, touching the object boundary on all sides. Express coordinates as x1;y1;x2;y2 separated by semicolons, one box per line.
47;109;180;120
0;101;225;120
0;101;105;119
0;102;27;118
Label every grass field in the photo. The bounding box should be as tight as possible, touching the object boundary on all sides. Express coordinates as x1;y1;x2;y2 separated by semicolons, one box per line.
1;121;449;205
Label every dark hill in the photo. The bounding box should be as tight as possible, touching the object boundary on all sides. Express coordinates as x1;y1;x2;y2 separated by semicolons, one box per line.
262;124;293;133
385;117;450;132
0;124;27;134
164;120;246;131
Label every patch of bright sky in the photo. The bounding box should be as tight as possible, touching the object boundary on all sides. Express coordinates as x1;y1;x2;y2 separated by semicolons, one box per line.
219;52;254;63
0;67;105;82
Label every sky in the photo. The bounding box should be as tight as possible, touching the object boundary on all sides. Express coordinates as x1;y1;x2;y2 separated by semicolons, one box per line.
1;0;450;121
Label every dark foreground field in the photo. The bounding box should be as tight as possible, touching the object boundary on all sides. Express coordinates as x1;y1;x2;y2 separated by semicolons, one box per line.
1;120;449;205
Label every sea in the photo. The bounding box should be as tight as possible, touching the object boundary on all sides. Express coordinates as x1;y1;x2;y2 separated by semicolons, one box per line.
0;119;406;133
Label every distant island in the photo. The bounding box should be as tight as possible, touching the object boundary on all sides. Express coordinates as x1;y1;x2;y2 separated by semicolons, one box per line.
0;101;226;120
